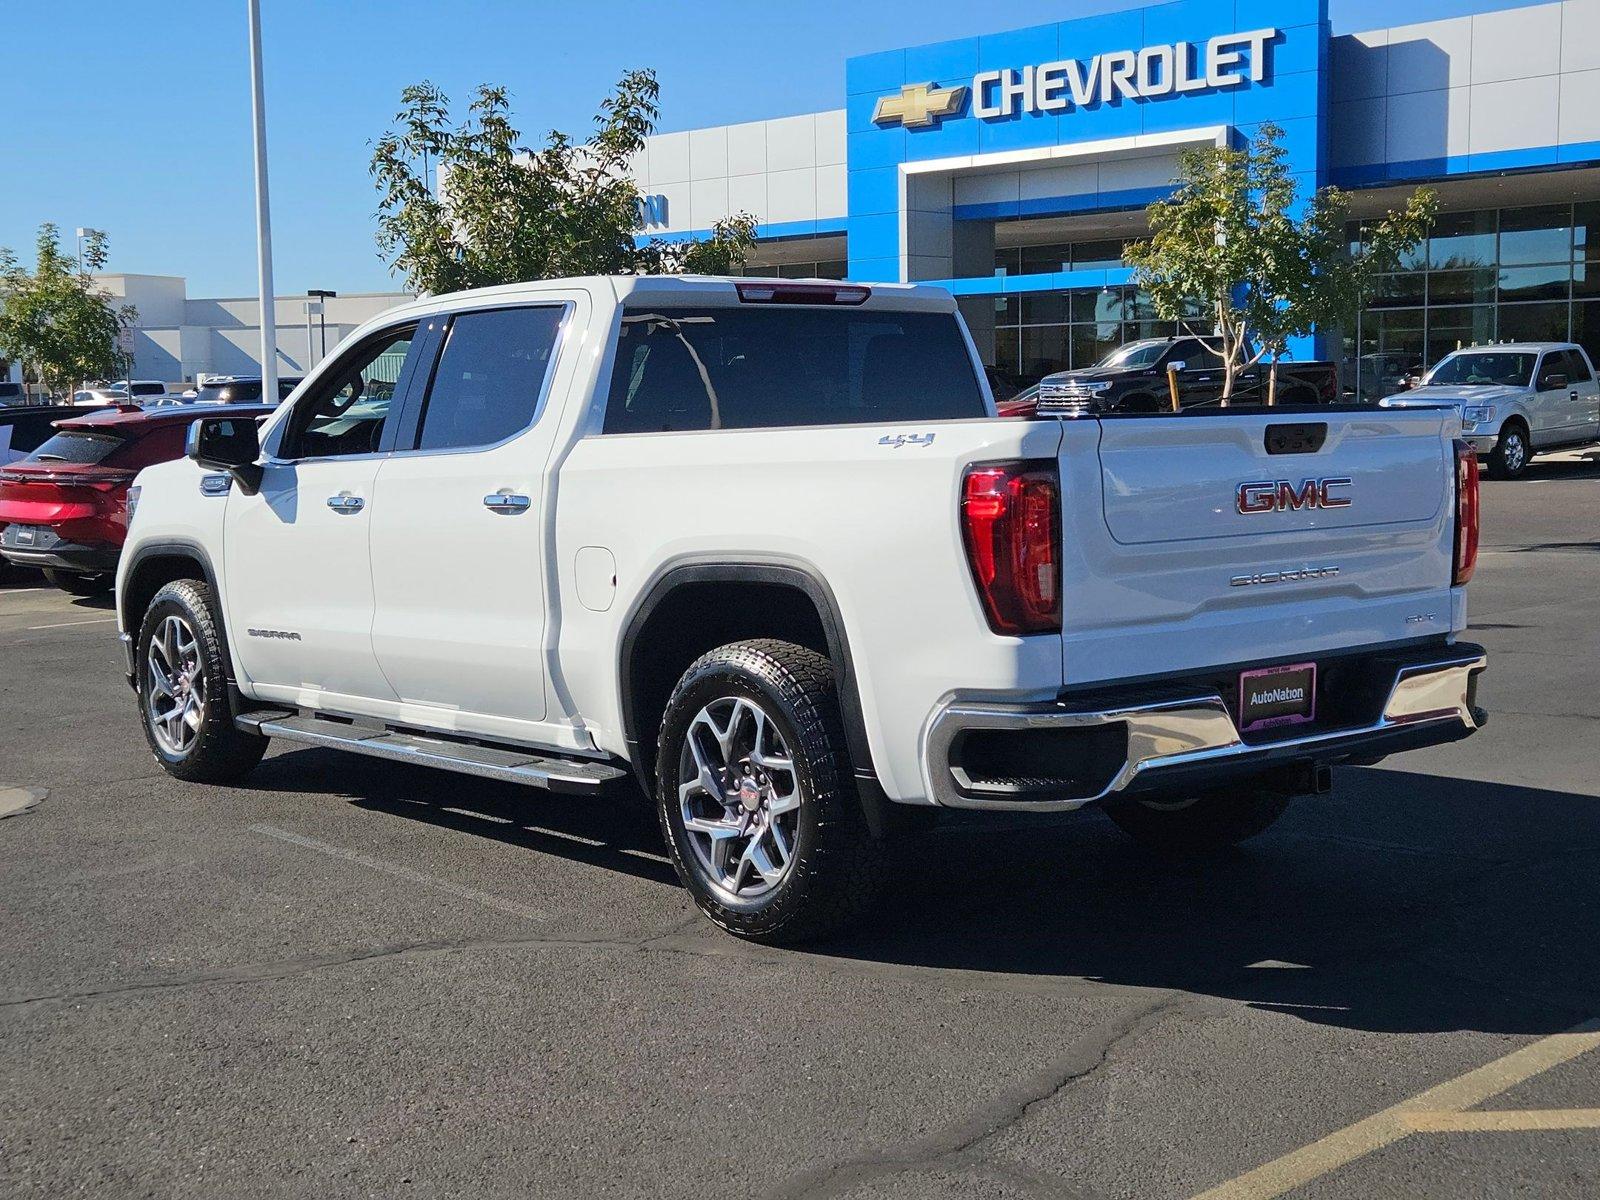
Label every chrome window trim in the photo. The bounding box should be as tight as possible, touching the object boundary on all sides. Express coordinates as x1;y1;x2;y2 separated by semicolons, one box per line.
386;300;575;460
261;317;423;466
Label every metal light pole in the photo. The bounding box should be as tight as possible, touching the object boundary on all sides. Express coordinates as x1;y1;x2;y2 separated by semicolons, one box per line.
246;0;277;401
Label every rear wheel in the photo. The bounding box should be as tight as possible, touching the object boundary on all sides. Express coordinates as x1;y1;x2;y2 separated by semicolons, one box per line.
655;639;885;944
1489;421;1531;479
1102;787;1290;856
136;578;267;783
44;568;113;596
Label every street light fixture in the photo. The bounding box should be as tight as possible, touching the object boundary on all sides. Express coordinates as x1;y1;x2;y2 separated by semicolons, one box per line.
307;289;337;362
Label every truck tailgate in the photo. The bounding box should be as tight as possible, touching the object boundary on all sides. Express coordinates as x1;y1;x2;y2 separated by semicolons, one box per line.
1056;408;1462;686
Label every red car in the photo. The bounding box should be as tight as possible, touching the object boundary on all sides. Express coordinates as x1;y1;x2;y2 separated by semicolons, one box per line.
0;403;275;594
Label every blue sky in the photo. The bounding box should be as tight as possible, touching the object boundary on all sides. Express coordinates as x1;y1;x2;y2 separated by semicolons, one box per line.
0;0;1549;298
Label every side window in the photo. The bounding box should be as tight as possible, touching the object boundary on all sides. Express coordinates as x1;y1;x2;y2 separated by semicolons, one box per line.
1168;339;1204;366
1538;353;1569;390
282;325;415;459
412;306;565;452
1561;349;1592;384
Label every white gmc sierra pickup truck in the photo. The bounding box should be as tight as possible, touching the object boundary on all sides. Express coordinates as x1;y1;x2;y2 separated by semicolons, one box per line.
116;276;1488;943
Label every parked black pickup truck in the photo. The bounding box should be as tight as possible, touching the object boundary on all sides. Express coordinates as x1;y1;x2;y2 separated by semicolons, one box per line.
1034;336;1340;414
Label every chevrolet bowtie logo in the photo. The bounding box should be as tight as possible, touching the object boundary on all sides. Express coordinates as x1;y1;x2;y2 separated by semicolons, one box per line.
872;82;968;129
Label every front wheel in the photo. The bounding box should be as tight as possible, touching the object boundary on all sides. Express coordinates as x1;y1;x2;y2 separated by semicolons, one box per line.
136;578;267;783
1102;787;1290;856
1489;422;1531;479
655;639;884;944
44;568;113;596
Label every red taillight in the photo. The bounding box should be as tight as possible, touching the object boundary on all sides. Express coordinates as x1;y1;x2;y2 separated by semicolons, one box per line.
961;462;1061;635
1453;440;1480;586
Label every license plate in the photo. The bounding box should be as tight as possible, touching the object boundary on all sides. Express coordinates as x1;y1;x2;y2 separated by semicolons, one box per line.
1239;662;1316;732
11;525;38;547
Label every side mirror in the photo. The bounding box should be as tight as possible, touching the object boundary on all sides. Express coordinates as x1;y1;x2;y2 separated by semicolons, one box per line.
187;416;263;494
1540;372;1568;391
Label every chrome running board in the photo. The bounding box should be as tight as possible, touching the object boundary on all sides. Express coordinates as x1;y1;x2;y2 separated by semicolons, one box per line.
236;711;628;795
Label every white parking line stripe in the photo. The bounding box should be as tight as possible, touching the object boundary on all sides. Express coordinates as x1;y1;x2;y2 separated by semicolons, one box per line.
251;823;550;922
0;587;51;596
22;617;117;630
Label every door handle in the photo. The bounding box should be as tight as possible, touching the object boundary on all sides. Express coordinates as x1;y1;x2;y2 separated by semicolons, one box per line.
326;492;365;513
483;490;532;514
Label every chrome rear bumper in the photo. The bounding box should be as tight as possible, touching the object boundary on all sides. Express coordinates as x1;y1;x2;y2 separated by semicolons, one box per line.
923;649;1487;812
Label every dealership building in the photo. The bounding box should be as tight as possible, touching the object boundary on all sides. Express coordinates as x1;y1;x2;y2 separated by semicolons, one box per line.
630;0;1600;396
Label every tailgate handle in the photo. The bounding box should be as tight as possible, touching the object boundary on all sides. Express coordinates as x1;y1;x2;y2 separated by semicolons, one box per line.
1265;422;1327;455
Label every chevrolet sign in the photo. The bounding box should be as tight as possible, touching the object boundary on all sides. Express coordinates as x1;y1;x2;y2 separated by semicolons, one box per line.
873;27;1277;129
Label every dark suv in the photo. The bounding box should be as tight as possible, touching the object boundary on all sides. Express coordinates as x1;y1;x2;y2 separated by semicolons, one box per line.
1033;336;1340;414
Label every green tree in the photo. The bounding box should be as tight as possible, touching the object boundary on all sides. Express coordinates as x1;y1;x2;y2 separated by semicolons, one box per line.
371;71;756;293
1125;124;1435;405
0;224;137;400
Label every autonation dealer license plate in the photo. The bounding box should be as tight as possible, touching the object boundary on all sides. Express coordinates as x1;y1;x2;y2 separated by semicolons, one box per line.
1239;662;1316;732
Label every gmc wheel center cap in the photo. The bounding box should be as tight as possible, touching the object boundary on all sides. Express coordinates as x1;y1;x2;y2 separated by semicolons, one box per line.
737;779;763;813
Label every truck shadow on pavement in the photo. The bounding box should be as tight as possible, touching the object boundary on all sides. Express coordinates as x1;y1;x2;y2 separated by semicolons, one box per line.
247;748;678;888
830;765;1600;1038
253;749;1598;1037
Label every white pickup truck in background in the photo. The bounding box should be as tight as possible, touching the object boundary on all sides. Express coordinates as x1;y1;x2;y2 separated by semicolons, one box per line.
116;276;1488;943
1380;341;1600;479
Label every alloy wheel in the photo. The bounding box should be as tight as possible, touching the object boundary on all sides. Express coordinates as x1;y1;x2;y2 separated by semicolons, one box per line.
677;695;801;901
1503;431;1527;473
146;614;205;756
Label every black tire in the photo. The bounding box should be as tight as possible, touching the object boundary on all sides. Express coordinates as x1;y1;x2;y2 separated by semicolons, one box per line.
1102;787;1290;856
44;568;113;596
655;639;885;944
1489;421;1531;480
135;578;267;784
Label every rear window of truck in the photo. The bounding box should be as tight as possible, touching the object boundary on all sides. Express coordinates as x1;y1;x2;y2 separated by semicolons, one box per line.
602;306;986;433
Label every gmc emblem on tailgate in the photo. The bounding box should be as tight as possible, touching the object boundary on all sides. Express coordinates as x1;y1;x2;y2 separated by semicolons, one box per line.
1236;477;1352;514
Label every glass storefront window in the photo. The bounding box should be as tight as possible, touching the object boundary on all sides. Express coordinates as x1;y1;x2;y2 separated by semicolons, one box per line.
1573;300;1600;365
1020;325;1069;378
1428;268;1496;305
1427;305;1495;367
1370;273;1428;308
1498;263;1572;303
1498;204;1573;266
1019;243;1070;275
1429;210;1496;270
1020;293;1069;325
1576;204;1600;263
1573;262;1600;299
1071;239;1125;270
1497;302;1570;344
994;247;1021;277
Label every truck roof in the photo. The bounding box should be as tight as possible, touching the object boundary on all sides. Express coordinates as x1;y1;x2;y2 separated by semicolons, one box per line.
378;275;960;326
1445;342;1582;353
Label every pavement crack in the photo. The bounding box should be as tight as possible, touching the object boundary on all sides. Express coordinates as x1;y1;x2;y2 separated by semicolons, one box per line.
0;928;671;1018
755;991;1188;1200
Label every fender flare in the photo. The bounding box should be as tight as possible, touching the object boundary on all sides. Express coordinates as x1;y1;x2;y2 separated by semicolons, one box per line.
617;560;880;798
120;538;247;717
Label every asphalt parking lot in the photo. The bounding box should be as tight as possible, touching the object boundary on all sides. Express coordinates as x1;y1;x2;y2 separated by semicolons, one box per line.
3;452;1598;1199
